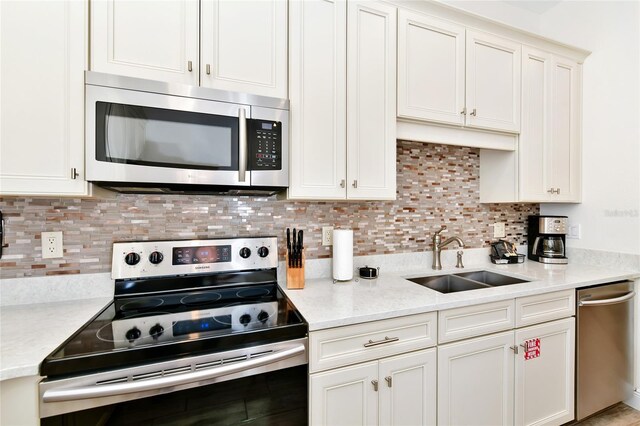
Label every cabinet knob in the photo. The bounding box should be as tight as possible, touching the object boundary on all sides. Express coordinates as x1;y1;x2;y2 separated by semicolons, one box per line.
470;108;477;116
71;167;79;179
460;107;466;115
510;345;519;354
187;60;193;72
352;180;358;189
385;376;392;387
340;179;345;188
206;64;211;75
371;379;378;391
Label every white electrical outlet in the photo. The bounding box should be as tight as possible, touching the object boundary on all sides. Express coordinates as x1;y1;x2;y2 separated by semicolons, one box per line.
568;224;582;239
322;226;334;246
42;231;63;259
493;222;506;238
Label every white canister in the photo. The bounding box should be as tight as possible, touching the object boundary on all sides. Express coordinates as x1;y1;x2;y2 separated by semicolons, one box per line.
332;229;353;281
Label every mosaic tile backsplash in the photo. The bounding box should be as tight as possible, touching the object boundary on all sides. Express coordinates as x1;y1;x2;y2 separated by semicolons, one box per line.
0;141;539;278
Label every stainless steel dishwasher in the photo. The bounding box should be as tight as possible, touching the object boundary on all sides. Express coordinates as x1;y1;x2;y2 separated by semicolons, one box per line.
576;281;635;420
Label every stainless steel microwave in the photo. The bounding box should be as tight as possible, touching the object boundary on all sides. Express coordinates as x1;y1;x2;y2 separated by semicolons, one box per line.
85;72;288;195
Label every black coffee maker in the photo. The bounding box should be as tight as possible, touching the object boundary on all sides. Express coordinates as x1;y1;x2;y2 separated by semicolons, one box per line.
527;215;568;264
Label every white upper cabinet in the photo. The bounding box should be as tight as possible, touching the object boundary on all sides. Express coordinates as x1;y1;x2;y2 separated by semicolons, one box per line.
519;46;581;202
289;0;397;200
288;0;347;200
91;0;287;97
549;56;581;202
91;0;199;85
466;30;521;133
397;12;521;142
0;0;89;196
200;0;287;98
346;1;397;200
397;10;465;126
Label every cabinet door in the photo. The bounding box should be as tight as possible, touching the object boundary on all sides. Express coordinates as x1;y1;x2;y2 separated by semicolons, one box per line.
310;361;379;426
519;46;553;202
397;10;465;126
288;0;347;200
379;349;437;426
346;1;397;200
466;30;521;133
549;56;581;202
0;0;88;195
515;318;575;426
200;0;287;98
438;331;515;425
91;0;199;85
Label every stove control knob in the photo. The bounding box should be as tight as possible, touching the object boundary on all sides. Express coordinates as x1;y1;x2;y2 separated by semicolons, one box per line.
257;310;269;323
239;247;251;259
239;314;252;326
149;251;164;265
149;324;164;339
257;246;269;258
124;252;141;266
125;327;142;342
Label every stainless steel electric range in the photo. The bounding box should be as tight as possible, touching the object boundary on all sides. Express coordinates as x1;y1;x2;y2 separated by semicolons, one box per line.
39;237;308;425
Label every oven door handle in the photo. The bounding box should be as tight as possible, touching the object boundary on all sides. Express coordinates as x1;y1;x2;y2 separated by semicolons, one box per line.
42;343;305;403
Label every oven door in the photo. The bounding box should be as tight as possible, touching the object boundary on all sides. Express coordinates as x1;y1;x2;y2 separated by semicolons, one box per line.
40;339;308;423
86;85;252;187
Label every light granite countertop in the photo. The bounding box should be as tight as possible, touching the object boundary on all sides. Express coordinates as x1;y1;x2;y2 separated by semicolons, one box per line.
0;297;112;381
1;254;637;383
281;260;640;331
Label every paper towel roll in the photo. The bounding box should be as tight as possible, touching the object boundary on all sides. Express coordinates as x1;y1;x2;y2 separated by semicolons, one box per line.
333;229;353;281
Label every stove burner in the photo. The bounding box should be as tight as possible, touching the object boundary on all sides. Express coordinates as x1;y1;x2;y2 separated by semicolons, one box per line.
119;298;164;312
236;288;271;298
180;292;222;306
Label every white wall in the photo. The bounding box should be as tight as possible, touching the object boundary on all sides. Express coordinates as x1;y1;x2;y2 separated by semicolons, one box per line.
537;1;640;255
444;0;640;255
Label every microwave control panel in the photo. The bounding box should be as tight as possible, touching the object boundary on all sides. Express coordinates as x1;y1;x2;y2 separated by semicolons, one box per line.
249;119;282;170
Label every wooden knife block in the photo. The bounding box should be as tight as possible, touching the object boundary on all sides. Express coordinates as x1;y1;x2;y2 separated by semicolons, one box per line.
286;251;305;290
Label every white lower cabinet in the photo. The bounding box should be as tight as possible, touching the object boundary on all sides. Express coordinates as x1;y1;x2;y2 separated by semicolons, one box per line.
515;318;575;426
310;349;437;426
438;331;515;425
438;317;575;426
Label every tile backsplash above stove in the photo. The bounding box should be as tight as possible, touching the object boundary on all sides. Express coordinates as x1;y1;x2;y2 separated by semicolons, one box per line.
0;141;538;279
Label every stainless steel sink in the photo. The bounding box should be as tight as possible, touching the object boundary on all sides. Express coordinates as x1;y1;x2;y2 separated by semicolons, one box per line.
407;270;529;294
455;270;528;286
407;275;491;294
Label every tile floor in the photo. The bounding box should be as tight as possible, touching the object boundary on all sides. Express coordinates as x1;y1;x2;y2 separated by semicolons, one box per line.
577;403;640;425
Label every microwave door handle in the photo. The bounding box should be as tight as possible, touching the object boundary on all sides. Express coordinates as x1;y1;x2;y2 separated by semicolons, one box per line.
238;108;248;183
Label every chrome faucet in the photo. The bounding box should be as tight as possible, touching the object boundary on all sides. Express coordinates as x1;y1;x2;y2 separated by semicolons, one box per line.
432;225;465;270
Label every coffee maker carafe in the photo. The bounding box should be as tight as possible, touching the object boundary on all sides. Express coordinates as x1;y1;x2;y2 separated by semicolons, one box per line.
527;215;568;264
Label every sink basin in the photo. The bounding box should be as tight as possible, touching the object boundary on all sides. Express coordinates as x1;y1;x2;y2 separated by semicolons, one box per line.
455;270;528;286
407;270;529;294
407;275;491;294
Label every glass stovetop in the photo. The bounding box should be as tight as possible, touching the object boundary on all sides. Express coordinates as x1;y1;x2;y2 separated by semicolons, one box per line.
41;282;307;378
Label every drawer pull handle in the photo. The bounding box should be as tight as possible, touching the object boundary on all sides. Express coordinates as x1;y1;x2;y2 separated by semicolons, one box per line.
385;376;392;387
364;336;399;348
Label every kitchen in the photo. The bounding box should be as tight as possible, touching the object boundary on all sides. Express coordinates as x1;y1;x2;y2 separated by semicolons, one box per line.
0;0;639;425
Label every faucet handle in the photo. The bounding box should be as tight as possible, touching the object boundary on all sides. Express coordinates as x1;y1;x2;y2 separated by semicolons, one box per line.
434;225;447;236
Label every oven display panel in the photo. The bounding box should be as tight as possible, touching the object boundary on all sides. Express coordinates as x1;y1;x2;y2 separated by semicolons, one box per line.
172;245;232;265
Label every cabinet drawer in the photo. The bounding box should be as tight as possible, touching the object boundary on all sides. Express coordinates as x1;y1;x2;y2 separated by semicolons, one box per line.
309;312;437;373
438;300;515;343
515;290;575;327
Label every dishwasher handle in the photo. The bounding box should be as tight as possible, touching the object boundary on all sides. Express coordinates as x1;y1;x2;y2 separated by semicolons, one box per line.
578;291;636;307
